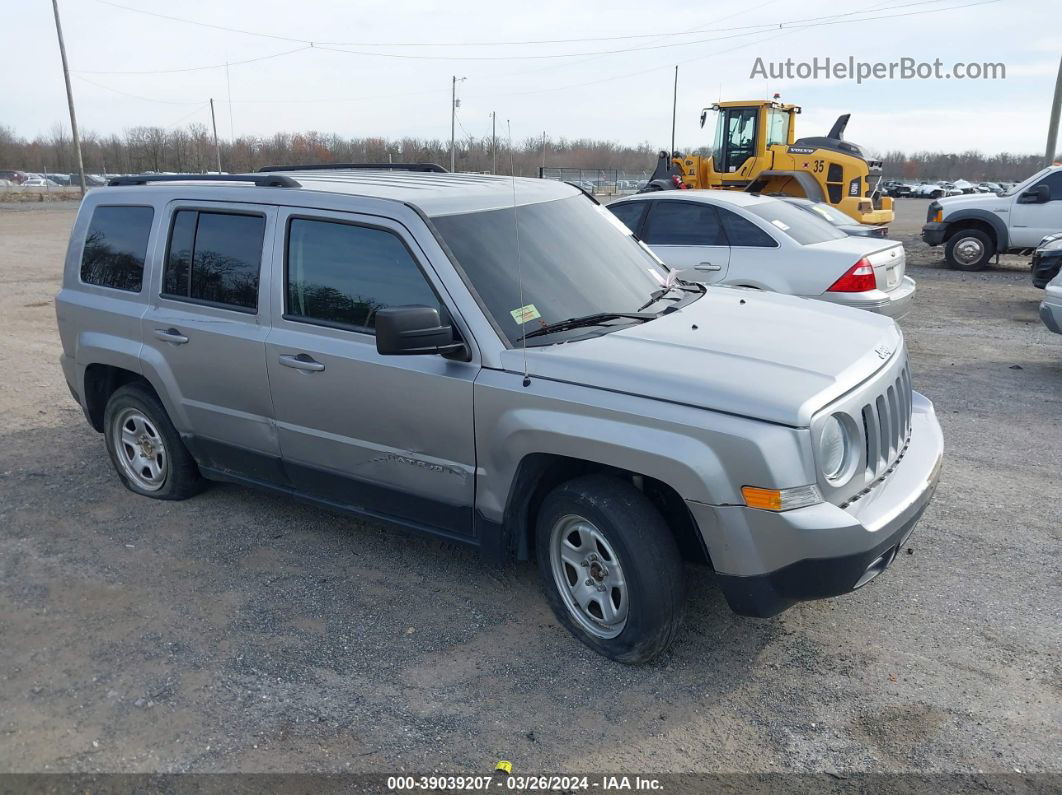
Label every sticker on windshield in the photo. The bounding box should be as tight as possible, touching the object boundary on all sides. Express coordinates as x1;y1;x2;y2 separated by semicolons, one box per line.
770;219;791;231
510;304;542;325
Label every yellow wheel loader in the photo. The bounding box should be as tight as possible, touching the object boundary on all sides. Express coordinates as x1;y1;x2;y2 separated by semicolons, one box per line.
644;100;894;226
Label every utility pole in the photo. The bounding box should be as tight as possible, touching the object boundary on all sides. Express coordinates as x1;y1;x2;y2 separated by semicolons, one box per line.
225;60;235;140
450;76;465;172
1046;54;1062;165
209;98;222;173
50;0;85;195
671;65;679;157
541;131;547;173
491;111;497;174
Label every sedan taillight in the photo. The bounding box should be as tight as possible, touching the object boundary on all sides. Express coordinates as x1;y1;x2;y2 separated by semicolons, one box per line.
828;258;876;292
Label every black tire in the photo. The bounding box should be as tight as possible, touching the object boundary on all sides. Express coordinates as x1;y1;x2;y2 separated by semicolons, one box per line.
944;228;995;271
103;383;204;500
535;474;686;663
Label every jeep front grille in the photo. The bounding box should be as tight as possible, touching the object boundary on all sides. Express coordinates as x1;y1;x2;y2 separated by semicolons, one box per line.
860;361;913;480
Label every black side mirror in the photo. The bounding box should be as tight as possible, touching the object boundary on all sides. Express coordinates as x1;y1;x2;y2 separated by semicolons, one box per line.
1019;184;1050;204
699;110;708;128
375;306;467;358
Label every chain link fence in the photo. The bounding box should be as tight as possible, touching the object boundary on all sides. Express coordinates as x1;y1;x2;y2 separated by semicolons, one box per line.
538;167;649;196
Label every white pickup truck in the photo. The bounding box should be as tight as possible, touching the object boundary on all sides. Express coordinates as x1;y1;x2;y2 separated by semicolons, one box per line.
921;165;1062;270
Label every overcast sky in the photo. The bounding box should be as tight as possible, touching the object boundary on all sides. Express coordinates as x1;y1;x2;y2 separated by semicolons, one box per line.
6;0;1058;155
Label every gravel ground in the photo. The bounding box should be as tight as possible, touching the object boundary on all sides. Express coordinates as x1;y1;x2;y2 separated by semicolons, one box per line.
0;200;1059;776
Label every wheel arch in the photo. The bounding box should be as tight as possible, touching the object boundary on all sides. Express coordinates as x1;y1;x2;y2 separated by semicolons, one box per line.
942;209;1009;250
497;453;711;568
82;364;159;432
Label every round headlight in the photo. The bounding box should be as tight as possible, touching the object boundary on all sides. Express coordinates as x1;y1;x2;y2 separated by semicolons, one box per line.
819;415;850;481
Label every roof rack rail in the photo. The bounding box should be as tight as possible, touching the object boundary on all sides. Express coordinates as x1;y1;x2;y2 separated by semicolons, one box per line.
257;163;448;174
108;174;299;187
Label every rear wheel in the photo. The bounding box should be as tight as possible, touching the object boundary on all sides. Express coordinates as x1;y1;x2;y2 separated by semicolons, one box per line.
536;474;686;663
945;228;994;271
103;384;204;500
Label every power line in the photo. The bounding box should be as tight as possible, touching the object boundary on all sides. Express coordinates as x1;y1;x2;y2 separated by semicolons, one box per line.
76;44;312;75
72;0;1001;106
90;0;976;67
480;0;1001;99
74;74;206;104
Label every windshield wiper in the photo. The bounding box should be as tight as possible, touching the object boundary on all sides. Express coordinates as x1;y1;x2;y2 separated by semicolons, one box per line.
637;279;705;312
520;312;656;341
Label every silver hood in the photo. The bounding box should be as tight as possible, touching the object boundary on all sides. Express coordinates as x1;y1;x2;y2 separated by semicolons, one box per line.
505;286;903;427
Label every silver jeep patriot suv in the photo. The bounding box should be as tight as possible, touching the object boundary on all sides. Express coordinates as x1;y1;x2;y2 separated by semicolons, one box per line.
56;167;944;663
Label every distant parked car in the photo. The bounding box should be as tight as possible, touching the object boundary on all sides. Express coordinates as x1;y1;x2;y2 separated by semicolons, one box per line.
22;177;61;187
977;182;1003;194
911;183;961;199
608;190;915;318
1031;233;1062;289
0;170;28;184
883;181;915;197
775;196;890;238
1040;269;1062;335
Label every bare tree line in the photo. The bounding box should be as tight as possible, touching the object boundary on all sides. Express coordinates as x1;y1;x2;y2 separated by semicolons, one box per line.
0;123;661;178
0;123;1054;182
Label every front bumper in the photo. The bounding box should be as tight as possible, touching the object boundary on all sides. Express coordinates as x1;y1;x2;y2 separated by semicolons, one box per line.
817;275;916;320
688;391;944;617
921;222;947;247
1031;251;1062;289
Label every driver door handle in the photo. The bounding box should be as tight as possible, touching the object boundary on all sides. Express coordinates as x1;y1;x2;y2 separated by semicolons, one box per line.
695;262;722;271
153;327;189;345
278;353;325;372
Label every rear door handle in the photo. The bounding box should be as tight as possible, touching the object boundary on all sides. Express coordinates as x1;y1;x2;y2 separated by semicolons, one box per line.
695;262;722;271
278;353;325;373
153;327;189;345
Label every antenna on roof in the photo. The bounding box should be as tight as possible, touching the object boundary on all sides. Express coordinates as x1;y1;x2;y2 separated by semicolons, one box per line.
508;120;530;388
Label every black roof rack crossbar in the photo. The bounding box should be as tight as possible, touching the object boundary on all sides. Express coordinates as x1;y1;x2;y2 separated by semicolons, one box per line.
257;162;448;174
108;174;299;187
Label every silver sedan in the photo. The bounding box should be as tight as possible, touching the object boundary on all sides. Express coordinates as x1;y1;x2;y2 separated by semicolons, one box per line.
608;190;916;319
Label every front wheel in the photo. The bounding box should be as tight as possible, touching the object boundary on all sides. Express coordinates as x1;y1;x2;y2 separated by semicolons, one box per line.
944;228;994;271
536;474;686;663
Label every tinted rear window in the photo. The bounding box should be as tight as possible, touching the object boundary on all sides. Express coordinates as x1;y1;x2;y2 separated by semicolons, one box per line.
80;205;154;291
608;202;647;233
717;207;777;247
162;210;265;311
642;201;726;246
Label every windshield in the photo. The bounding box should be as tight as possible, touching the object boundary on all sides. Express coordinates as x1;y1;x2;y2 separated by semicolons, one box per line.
746;200;847;245
432;196;674;346
1002;168;1051;197
806;202;854;227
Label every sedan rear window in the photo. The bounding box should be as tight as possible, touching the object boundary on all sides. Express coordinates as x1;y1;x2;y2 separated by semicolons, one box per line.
746;201;847;245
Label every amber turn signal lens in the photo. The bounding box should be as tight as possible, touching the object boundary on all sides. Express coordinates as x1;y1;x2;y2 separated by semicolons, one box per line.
742;484;823;512
741;486;783;511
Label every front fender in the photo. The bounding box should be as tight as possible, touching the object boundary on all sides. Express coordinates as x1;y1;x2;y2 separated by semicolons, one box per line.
473;369;812;525
943;208;1009;250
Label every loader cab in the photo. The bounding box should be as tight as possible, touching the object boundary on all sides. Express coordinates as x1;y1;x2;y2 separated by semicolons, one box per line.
700;101;799;180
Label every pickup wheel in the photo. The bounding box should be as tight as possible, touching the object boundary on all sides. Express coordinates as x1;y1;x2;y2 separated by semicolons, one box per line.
536;474;686;663
103;383;204;500
945;228;994;271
